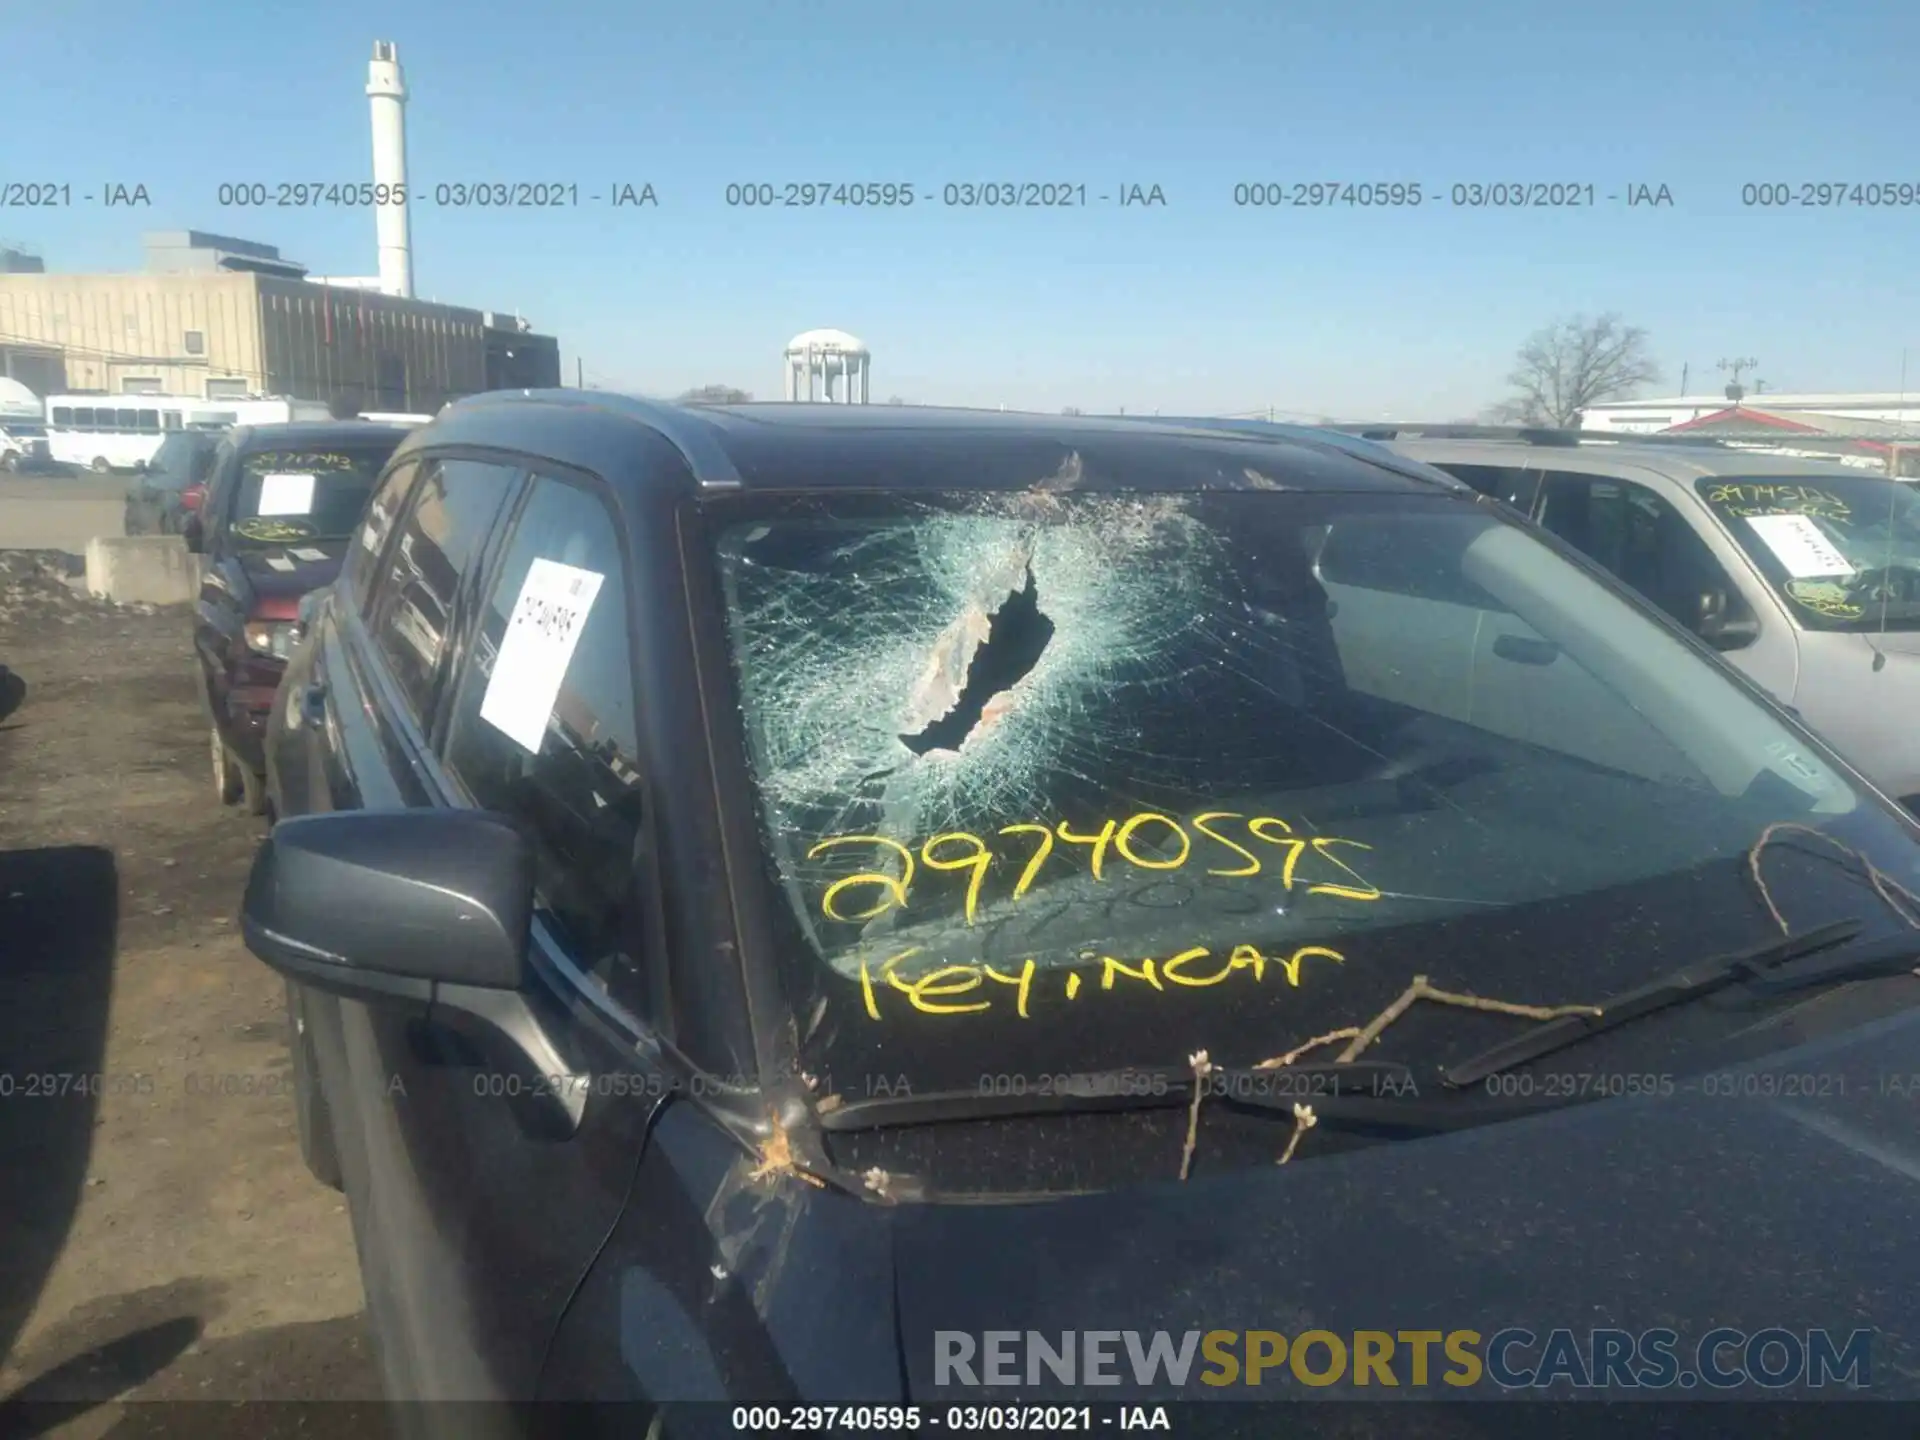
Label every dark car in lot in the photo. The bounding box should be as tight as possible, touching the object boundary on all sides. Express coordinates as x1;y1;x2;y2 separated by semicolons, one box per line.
124;428;225;535
190;420;408;812
243;394;1920;1429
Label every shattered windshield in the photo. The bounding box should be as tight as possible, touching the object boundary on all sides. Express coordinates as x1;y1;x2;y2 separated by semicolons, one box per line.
708;488;1920;1093
1696;477;1920;630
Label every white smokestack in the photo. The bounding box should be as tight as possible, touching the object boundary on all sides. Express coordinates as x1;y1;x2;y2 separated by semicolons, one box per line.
367;41;413;299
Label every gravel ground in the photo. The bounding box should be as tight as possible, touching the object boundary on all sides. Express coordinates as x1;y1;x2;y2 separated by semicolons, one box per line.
0;552;383;1437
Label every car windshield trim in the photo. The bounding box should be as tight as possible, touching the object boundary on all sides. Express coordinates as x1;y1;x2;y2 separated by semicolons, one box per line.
1694;475;1920;631
686;483;1920;1113
226;444;397;545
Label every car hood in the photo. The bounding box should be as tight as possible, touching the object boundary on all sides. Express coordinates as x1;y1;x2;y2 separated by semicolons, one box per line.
879;1005;1920;1403
235;541;346;603
621;1005;1920;1409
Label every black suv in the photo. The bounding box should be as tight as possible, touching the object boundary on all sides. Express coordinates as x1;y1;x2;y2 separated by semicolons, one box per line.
244;394;1920;1424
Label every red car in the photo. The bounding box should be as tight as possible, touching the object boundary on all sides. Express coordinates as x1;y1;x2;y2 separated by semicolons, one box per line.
186;421;408;812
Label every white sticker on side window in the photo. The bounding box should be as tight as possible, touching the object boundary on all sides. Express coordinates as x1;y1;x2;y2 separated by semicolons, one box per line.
257;472;316;517
478;558;605;754
1745;513;1855;579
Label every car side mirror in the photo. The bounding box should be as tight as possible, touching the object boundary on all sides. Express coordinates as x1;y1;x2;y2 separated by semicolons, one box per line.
243;808;610;1142
1695;589;1760;651
241;808;534;1003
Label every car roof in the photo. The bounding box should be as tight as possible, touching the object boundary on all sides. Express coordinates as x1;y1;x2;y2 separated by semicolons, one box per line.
397;392;1476;501
229;421;412;451
1380;434;1873;482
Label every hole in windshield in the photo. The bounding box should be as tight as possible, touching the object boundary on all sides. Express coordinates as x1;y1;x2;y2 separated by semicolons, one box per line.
898;563;1056;756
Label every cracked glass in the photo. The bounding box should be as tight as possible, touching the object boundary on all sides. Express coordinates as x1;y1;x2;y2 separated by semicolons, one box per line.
705;483;1920;1085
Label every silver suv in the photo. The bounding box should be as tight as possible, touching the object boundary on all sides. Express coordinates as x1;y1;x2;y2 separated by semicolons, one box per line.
1368;428;1920;809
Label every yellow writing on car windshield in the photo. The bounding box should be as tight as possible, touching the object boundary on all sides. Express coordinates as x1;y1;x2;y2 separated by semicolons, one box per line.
805;811;1385;926
1707;482;1852;522
854;941;1347;1020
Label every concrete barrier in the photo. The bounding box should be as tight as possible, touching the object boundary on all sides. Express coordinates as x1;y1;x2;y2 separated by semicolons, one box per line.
84;535;201;606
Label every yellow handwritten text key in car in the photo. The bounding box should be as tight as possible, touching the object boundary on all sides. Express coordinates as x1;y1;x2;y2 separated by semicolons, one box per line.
854;942;1347;1020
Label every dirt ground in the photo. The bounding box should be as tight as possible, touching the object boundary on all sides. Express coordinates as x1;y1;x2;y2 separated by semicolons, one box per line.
0;551;384;1436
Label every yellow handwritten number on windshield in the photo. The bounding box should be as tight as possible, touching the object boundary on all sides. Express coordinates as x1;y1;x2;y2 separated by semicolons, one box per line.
922;833;994;924
809;812;1384;923
807;835;915;922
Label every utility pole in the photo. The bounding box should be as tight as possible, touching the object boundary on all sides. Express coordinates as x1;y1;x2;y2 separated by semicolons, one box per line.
1718;357;1759;403
576;357;584;388
1679;363;1689;396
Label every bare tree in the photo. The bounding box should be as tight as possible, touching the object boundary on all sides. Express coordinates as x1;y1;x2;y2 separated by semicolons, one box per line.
677;384;752;405
1061;405;1083;416
884;394;911;405
1493;313;1660;429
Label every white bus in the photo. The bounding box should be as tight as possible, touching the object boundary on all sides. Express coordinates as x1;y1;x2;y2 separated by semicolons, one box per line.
45;393;332;472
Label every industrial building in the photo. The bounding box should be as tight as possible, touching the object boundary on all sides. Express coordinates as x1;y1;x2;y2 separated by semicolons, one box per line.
0;42;560;413
1583;391;1920;435
0;232;558;411
1583;391;1920;474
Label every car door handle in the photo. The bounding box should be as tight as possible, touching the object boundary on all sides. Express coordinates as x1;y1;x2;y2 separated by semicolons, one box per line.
300;683;328;729
1492;635;1560;666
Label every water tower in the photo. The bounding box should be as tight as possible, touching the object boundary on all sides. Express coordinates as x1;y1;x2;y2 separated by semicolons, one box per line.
785;329;870;403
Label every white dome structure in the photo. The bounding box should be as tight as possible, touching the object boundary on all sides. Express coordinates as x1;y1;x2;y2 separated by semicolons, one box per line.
784;328;871;404
0;376;41;419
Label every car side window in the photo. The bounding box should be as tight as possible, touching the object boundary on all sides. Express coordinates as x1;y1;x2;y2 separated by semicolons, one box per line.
1435;462;1542;514
367;458;523;728
439;471;648;1011
1535;471;1747;632
343;458;423;612
199;440;238;536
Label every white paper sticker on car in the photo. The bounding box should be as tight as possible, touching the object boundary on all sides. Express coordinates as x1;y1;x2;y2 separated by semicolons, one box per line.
257;472;317;517
290;546;327;562
1745;513;1855;579
478;558;605;754
265;554;296;572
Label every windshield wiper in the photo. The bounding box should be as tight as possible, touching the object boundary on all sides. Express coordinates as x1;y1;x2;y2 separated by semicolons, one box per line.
810;921;1918;1140
1440;918;1868;1088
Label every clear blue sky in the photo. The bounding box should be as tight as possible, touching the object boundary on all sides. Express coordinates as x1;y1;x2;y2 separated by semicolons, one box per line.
9;0;1919;416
